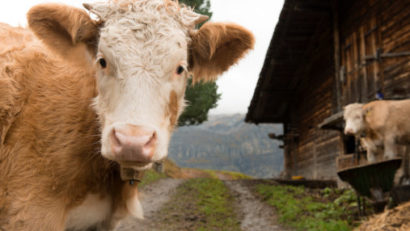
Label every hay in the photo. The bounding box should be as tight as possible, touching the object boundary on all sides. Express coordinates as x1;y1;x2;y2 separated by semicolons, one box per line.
356;202;410;231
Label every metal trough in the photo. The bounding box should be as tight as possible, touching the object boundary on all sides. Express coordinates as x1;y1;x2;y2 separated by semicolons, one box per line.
337;158;402;199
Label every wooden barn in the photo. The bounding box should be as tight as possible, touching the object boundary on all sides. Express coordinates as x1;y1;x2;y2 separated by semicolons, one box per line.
246;0;410;181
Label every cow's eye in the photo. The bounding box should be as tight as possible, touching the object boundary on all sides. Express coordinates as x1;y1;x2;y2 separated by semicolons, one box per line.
99;58;107;68
176;65;185;75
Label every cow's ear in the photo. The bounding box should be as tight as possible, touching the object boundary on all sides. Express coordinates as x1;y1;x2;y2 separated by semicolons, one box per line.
28;4;99;62
363;106;373;118
189;22;254;82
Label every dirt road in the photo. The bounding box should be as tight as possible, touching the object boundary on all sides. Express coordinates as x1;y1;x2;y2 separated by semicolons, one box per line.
115;179;184;231
115;178;288;231
225;180;287;231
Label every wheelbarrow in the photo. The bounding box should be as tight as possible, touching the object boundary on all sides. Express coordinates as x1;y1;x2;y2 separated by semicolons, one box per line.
338;158;402;213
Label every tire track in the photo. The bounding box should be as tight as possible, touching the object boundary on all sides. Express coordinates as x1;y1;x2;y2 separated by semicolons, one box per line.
225;180;288;231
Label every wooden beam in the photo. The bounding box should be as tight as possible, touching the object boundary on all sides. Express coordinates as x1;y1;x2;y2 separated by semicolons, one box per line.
376;3;385;97
352;31;360;102
360;26;368;102
332;0;342;112
317;111;344;130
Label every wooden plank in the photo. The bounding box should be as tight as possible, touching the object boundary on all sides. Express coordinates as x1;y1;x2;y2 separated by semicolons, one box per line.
344;35;353;104
365;19;377;98
333;0;342;112
352;31;360;102
360;26;369;102
337;154;368;170
376;2;385;95
369;17;380;97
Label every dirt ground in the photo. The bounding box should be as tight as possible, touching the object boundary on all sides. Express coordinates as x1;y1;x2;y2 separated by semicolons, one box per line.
115;178;289;231
225;180;288;231
115;179;184;231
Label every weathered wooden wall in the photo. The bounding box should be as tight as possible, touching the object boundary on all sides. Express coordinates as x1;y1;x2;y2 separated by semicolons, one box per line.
283;0;409;180
340;0;410;104
283;21;344;179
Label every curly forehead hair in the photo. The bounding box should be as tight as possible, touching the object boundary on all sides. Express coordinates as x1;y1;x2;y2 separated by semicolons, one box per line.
344;103;364;118
109;0;183;11
88;0;198;29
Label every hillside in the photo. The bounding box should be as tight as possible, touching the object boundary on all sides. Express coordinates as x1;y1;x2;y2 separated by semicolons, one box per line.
168;114;284;178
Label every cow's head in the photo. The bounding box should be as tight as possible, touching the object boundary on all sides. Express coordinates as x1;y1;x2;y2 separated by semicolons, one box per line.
343;103;365;135
28;0;254;170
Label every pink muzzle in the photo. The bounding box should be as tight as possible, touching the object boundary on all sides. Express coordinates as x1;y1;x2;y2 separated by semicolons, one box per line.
110;124;157;164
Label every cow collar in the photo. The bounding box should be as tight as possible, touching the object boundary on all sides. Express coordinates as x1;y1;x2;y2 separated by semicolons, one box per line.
120;167;145;185
360;127;371;138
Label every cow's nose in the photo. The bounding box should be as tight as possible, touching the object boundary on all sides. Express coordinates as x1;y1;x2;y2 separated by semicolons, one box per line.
110;125;156;163
344;128;352;135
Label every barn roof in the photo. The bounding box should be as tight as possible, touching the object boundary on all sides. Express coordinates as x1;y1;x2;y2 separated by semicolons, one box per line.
245;0;333;124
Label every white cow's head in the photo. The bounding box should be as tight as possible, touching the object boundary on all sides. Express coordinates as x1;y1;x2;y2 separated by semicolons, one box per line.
28;0;254;170
343;103;365;135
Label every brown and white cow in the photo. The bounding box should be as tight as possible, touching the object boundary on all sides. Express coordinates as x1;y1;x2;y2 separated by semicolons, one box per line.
0;0;254;230
344;100;410;163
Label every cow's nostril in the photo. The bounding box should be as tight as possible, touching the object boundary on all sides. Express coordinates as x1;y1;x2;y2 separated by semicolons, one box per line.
145;132;157;147
112;129;121;145
111;129;123;154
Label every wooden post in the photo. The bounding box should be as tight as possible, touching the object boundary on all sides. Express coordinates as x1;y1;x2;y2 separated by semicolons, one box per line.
376;4;385;98
352;32;359;102
370;17;379;98
332;0;342;112
359;26;368;102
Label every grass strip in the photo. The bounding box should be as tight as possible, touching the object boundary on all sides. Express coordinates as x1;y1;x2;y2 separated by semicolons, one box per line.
255;184;357;231
138;169;167;188
191;178;240;230
157;178;241;231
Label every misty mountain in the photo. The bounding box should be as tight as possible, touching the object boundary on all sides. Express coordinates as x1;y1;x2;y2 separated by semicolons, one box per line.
168;114;284;178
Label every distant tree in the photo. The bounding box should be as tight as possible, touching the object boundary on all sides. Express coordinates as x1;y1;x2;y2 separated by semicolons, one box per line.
178;78;220;126
177;0;220;126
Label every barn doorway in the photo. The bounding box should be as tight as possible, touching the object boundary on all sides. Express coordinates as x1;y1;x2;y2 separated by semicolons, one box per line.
344;135;356;154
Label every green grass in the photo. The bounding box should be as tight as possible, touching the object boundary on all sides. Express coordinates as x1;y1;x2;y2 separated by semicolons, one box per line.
157;178;240;231
202;169;252;180
216;170;252;180
185;178;240;231
202;169;219;179
256;184;357;231
138;169;167;188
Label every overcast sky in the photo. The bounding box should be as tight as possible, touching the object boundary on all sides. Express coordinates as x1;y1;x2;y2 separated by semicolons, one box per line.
0;0;284;115
209;0;284;115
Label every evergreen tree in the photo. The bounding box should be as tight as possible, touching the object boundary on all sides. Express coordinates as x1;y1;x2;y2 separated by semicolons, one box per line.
178;78;220;126
177;0;221;126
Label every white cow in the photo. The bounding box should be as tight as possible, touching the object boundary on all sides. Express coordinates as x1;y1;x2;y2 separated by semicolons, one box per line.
344;100;410;163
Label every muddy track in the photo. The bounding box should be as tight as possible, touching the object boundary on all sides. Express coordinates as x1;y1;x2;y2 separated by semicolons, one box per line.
225;180;288;231
116;178;288;231
115;178;184;231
